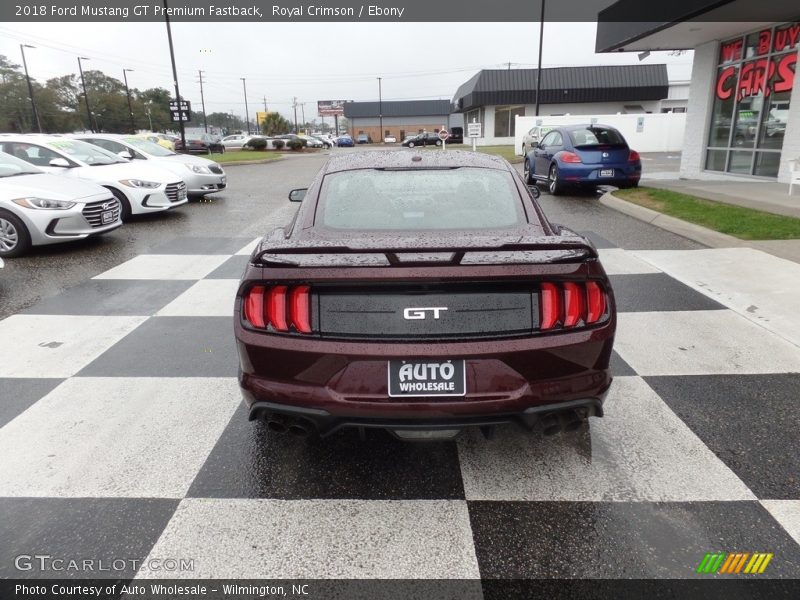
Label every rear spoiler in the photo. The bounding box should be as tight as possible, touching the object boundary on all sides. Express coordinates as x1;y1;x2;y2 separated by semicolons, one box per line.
252;238;599;267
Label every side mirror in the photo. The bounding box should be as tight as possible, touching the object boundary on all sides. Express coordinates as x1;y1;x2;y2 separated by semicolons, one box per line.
288;188;307;202
48;158;71;168
117;150;133;160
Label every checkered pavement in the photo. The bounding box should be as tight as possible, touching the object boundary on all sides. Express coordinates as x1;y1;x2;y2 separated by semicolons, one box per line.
1;235;800;584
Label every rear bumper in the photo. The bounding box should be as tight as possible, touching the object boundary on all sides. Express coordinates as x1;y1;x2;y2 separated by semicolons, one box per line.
559;162;642;185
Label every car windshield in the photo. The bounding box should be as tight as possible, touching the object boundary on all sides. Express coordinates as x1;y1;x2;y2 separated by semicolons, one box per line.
569;127;626;147
48;139;126;165
124;137;176;156
0;151;43;177
318;167;525;231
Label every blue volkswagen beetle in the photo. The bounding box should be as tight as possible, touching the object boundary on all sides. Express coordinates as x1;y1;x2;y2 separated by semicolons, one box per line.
523;124;641;195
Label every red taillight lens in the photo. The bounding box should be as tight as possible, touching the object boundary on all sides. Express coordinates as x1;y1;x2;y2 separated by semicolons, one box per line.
563;282;585;327
586;281;606;323
540;283;560;330
244;286;266;328
289;285;311;334
267;286;288;331
628;150;640;162
561;151;582;163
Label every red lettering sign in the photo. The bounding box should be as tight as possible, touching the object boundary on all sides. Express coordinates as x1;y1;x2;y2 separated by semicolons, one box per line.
774;53;797;94
720;39;743;63
738;58;775;100
716;66;737;100
757;29;772;55
774;23;800;53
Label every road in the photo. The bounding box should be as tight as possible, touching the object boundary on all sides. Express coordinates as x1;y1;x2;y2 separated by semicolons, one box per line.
1;147;799;592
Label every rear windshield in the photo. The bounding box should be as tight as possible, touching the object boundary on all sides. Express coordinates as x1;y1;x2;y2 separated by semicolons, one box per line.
317;167;526;230
568;127;626;147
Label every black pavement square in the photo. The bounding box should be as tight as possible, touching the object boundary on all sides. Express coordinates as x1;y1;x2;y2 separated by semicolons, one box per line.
610;350;636;377
205;255;250;279
0;378;64;428
468;500;800;579
610;273;727;312
188;403;466;500
20;280;193;316
646;374;800;500
146;236;254;255
577;231;617;249
77;316;238;377
0;497;178;578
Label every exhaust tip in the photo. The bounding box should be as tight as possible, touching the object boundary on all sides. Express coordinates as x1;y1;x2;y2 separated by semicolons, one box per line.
540;413;561;436
265;413;289;434
562;410;585;432
288;424;310;437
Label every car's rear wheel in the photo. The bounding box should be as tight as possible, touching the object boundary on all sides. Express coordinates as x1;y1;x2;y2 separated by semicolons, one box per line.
107;187;131;221
523;159;534;185
548;164;564;195
408;141;415;148
521;144;526;156
0;211;31;258
435;140;442;146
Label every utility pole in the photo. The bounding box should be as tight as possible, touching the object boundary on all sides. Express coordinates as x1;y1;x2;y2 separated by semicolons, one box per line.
122;68;135;133
77;56;93;133
198;70;208;132
535;0;545;117
263;96;267;112
292;97;298;133
377;77;383;143
163;0;186;151
20;44;41;133
241;77;250;135
300;103;305;133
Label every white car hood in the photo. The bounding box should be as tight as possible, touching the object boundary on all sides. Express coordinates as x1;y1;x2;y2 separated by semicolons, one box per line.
159;154;218;169
72;162;181;184
0;172;111;203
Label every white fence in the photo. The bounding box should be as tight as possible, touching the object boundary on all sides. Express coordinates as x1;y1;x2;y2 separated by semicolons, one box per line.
514;113;687;155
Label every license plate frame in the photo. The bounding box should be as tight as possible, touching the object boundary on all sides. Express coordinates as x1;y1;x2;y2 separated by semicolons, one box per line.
600;169;614;178
100;210;114;224
387;359;466;398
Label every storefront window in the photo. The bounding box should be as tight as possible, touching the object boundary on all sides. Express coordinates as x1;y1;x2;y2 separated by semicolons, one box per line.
706;23;797;178
494;105;525;138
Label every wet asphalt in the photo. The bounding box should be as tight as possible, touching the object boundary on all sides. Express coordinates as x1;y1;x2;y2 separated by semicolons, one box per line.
0;148;698;320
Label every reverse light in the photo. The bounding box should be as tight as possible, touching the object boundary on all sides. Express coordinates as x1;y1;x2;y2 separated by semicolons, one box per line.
628;150;641;162
243;284;311;334
561;152;582;163
12;197;76;210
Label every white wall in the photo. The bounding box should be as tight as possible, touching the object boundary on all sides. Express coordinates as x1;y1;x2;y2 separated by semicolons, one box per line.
680;40;718;179
512;112;687;155
778;51;800;184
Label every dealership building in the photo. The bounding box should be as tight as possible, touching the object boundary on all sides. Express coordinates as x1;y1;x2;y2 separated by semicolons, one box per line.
597;1;799;182
343;100;460;142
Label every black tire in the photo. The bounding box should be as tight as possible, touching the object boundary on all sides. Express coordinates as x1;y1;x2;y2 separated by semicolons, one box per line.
630;179;639;188
435;139;442;146
408;141;415;148
548;164;564;196
0;211;32;258
107;187;132;221
523;159;534;185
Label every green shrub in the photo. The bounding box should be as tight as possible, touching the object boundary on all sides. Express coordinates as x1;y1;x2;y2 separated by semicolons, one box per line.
272;139;285;150
245;137;267;150
287;139;304;151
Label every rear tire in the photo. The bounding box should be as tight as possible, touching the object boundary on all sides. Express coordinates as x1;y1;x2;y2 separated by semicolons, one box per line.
107;187;132;221
435;140;442;146
408;141;415;148
548;164;564;196
523;159;534;185
0;211;32;258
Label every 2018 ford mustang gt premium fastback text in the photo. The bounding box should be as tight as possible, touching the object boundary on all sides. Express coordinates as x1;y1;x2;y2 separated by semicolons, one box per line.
234;150;616;441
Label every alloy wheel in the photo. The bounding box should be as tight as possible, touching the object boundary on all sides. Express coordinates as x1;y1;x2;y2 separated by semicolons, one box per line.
549;166;558;194
0;217;19;252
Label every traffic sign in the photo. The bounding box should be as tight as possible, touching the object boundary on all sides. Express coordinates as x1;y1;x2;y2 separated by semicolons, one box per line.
467;122;482;138
438;129;450;141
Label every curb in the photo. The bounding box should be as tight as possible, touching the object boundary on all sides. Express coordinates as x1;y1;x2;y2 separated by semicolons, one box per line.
599;191;746;249
213;156;286;167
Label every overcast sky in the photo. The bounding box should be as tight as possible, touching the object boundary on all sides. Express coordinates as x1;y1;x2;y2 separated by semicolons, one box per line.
0;21;693;123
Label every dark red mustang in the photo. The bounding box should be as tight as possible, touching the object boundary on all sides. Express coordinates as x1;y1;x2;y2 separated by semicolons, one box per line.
234;150;616;440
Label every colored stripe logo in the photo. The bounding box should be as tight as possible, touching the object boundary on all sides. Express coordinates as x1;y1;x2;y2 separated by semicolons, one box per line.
696;552;773;574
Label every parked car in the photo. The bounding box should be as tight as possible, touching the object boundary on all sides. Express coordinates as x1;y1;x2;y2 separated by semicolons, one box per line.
233;149;615;441
447;127;464;144
0;136;188;220
134;133;176;151
72;134;226;198
299;135;324;148
0;150;121;257
520;125;554;156
384;135;397;143
309;135;333;149
220;134;253;150
174;134;225;154
335;135;354;147
402;132;442;148
523;124;642;194
356;133;373;144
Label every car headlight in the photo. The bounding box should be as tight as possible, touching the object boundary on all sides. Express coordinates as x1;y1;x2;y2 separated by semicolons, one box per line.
12;197;76;210
185;163;211;174
119;179;161;189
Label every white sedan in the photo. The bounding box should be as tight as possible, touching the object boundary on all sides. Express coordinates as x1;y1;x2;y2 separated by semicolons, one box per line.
0;136;187;221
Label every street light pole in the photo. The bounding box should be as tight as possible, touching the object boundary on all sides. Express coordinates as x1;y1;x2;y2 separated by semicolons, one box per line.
163;0;186;151
20;44;41;133
198;70;208;132
377;76;383;143
241;77;250;135
292;97;298;133
77;56;93;133
300;103;305;133
122;68;136;133
535;0;545;117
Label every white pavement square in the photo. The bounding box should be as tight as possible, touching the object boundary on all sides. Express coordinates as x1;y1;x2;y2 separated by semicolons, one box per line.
93;254;230;281
615;310;800;376
632;248;800;347
457;376;755;502
0;315;146;378
761;501;800;546
141;498;481;579
598;248;662;275
156;279;241;317
0;377;240;498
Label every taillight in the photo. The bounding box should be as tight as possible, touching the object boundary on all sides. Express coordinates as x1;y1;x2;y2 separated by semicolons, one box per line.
628;150;640;162
540;281;608;330
561;152;582;163
243;284;312;334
